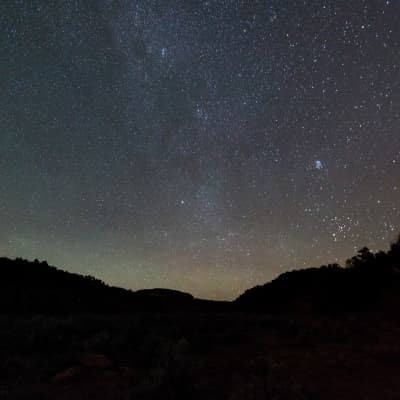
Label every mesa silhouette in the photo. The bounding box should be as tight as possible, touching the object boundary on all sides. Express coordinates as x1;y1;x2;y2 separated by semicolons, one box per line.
2;235;400;314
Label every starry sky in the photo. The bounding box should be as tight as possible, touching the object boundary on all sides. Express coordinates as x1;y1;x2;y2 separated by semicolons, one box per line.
1;1;400;300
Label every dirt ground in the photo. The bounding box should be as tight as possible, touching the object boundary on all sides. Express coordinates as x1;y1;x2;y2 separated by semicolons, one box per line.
2;311;400;399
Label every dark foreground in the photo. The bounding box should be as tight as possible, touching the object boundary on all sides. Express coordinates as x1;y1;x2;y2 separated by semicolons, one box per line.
2;311;400;400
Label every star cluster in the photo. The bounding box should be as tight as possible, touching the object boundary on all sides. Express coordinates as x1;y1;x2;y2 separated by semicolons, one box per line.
1;1;400;299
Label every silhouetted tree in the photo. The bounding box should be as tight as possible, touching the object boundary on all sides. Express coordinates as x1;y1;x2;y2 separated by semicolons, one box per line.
345;247;375;269
388;234;400;263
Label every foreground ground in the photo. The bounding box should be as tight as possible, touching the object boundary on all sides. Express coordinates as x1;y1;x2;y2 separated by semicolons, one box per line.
1;311;400;399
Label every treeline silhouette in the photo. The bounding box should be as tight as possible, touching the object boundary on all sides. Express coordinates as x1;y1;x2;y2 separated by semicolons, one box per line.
235;235;400;313
0;257;209;313
1;235;400;314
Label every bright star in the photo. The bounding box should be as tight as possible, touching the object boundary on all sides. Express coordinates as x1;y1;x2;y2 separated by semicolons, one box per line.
315;160;323;170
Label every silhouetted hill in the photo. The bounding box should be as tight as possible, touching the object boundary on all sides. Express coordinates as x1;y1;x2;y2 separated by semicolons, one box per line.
0;257;225;313
2;235;400;314
235;236;400;313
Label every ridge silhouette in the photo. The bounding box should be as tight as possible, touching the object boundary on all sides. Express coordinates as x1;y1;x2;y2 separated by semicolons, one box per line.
235;235;400;313
0;257;215;313
1;235;400;314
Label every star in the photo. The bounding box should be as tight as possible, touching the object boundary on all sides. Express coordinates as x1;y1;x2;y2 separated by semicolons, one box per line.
315;160;324;170
1;0;399;300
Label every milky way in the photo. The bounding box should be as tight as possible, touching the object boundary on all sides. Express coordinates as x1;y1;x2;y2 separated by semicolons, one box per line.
1;1;400;299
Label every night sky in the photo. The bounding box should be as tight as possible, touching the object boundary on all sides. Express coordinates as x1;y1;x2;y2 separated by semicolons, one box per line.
1;1;400;300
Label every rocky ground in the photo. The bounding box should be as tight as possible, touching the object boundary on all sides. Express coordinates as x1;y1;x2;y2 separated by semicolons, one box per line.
2;311;400;399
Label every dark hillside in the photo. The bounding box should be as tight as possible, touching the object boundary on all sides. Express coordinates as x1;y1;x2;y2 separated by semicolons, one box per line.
235;236;400;313
0;257;208;313
2;236;400;315
2;238;400;399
